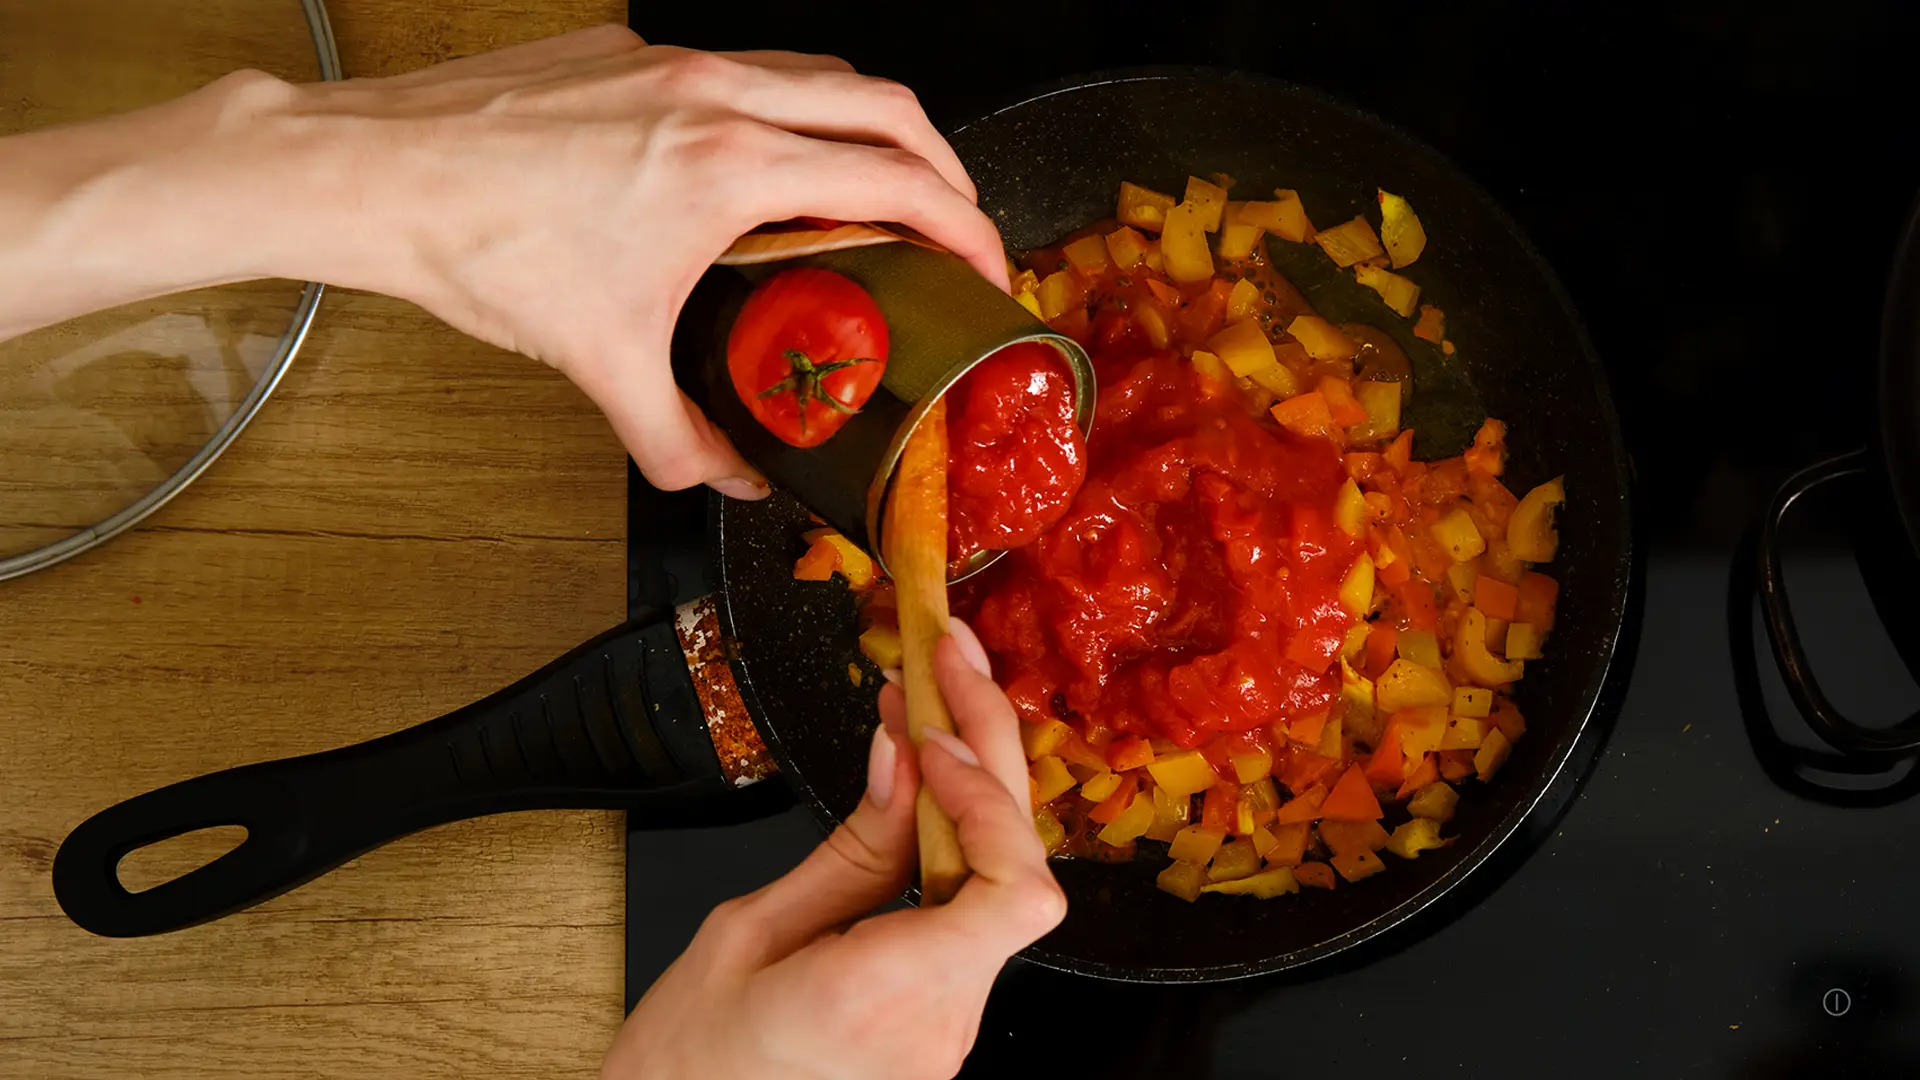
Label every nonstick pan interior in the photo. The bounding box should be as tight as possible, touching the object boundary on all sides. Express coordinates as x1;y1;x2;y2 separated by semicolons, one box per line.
709;70;1635;982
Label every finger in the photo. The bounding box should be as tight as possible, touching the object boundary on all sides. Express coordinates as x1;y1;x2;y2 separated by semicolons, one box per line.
933;627;1027;802
719;49;857;74
716;67;978;205
740;721;922;963
576;350;769;497
912;734;1067;955
740;131;1009;291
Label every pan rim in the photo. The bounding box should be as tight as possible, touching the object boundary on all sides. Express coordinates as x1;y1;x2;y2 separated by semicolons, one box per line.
721;65;1639;985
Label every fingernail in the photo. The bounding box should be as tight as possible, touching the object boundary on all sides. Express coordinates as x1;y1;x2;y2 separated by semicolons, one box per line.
881;667;903;686
946;617;993;677
866;724;897;810
923;727;980;769
709;476;770;501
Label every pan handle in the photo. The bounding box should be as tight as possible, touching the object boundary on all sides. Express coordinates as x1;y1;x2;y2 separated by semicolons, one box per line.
53;613;756;938
1756;448;1920;762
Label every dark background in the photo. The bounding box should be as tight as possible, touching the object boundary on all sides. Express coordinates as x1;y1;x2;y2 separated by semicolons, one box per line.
625;2;1920;1075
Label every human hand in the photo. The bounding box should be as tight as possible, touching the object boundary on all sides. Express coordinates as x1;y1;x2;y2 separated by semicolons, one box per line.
296;27;1008;498
600;619;1066;1080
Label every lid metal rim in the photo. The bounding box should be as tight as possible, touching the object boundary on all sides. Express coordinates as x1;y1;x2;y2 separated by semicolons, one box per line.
0;0;341;583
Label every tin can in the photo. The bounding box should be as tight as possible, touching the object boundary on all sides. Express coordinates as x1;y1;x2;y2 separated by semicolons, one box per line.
700;239;1094;581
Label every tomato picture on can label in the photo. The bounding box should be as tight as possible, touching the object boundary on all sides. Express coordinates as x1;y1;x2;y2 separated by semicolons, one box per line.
727;267;889;448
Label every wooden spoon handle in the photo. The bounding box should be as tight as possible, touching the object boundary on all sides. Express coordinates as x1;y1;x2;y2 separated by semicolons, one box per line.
883;396;971;905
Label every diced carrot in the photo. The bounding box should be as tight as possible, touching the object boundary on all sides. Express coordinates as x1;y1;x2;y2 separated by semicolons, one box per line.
793;539;841;581
1473;575;1520;621
1395;753;1440;801
1107;735;1155;772
1363;724;1408;786
1088;774;1139;824
1270;391;1336;441
1289;710;1330;747
1383;430;1414;473
1322;764;1384;821
1437;749;1476;782
1294;861;1338;889
1464;418;1508;477
1345;452;1384;481
1363;622;1399;680
1200;784;1239;832
1274;784;1328;824
1317;376;1370;427
1516;572;1559;632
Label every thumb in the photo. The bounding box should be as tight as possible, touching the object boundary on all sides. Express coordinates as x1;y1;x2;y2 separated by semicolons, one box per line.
573;344;769;499
737;694;919;962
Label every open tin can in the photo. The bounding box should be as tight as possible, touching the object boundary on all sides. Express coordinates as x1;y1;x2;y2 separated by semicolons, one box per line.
702;232;1095;581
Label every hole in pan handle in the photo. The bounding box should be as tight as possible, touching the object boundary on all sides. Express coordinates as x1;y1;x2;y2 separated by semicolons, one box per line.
1755;448;1920;763
52;611;774;938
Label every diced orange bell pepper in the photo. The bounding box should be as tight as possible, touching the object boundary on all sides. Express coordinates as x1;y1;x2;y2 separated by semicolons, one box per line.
1464;418;1508;476
1200;784;1239;832
1516;572;1559;632
1363;724;1408;786
1106;734;1156;772
1322;764;1384;821
1275;746;1343;794
1394;579;1440;631
1145;278;1184;307
1058;733;1110;772
1395;753;1440;801
793;539;841;581
1289;710;1330;747
1383;429;1414;473
1317;376;1370;427
1294;861;1338;889
1273;783;1328;824
1271;391;1337;441
1437;749;1476;782
1088;774;1139;824
1412;304;1445;343
1473;575;1520;621
1345;452;1384;481
1363;622;1399;680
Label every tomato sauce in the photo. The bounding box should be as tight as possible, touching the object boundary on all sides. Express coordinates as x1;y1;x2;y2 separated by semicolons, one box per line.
945;342;1086;564
960;339;1361;753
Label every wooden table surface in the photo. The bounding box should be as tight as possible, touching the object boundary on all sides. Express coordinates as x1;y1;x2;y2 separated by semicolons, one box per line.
0;3;640;1077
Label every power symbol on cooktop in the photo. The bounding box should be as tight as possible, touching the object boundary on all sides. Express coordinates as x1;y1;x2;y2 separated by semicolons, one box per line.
1823;988;1852;1017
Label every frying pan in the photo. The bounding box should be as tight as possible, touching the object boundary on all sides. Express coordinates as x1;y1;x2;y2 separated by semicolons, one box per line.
52;70;1636;982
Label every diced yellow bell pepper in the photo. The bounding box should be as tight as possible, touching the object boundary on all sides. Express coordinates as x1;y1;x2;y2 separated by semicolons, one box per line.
1207;318;1276;377
1230;748;1274;785
1135;300;1173;348
1242;190;1315;242
1034;807;1067;853
1319;818;1390;857
1104;226;1151;270
858;624;904;669
1455;608;1523;687
1342;620;1371;661
1063;233;1109;274
1285;315;1358;362
1247;362;1301;398
1397;629;1442;670
1010;268;1040;295
1386;817;1447;859
1236;799;1257;837
1020;718;1073;760
1013;289;1042;318
1316;216;1387;268
1036;270;1079;320
1349;380;1403;442
1099;790;1157;846
1188;349;1232;388
1217;202;1263;259
1143;243;1165;273
1482;539;1526;585
1431;508;1487;563
1145;783;1192;842
1202;865;1299;898
1079;770;1121;803
1155;859;1209;902
1340;656;1378;741
1334;479;1367;539
1226;278;1262;322
1250;824;1280;860
1146;748;1218;798
1475;727;1513;781
1183;175;1228;232
1452;686;1493;718
1507;622;1545;660
1266;822;1310;867
1160;201;1215;283
1509;477;1566;562
1355;262;1421;317
1338;552;1375;617
1406;781;1459;822
1207;837;1263;881
1331;848;1387;883
1438;715;1488;751
1376;658;1452;712
1030;755;1075;805
1117;181;1176;232
1167;824;1227;865
1377;189;1427;268
1316;714;1345;760
1444;560;1478;605
1397;706;1448;759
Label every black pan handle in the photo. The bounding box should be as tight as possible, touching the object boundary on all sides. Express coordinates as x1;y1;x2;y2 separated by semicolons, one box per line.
53;612;751;937
1756;448;1920;763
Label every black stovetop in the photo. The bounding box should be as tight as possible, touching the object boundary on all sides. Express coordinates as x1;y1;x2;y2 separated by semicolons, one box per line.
625;3;1920;1074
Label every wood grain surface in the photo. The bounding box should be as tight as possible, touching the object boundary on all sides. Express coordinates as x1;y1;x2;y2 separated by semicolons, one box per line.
0;2;638;1077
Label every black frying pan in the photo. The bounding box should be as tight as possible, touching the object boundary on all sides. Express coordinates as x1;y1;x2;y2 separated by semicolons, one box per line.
53;70;1636;983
